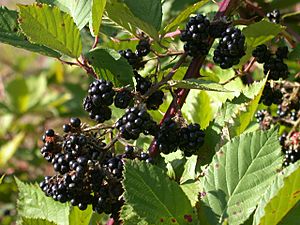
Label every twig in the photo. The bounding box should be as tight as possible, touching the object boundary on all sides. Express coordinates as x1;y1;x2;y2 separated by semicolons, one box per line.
92;35;99;49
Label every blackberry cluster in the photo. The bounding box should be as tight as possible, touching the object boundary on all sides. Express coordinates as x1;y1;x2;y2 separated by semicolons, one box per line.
252;45;289;80
254;110;268;123
114;90;132;109
156;119;205;156
119;38;151;70
213;27;246;69
179;123;205;156
267;9;281;23
134;72;164;110
282;132;300;167
259;82;283;106
180;14;210;57
252;44;271;63
83;79;115;123
156;119;181;154
115;107;158;140
208;18;230;38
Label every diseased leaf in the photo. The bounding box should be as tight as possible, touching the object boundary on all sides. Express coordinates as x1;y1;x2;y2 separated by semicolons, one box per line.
19;3;82;58
122;161;197;225
85;48;134;87
16;178;70;225
120;204;148;225
199;128;283;225
167;79;231;92
0;6;60;57
253;161;300;225
163;0;209;34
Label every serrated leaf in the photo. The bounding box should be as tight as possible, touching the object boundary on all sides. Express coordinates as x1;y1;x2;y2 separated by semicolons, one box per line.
199;128;283;225
168;79;231;92
278;201;300;224
16;178;70;225
19;3;82;58
182;90;213;129
85;48;134;87
124;0;162;31
240;20;284;65
163;0;209;34
0;6;60;57
180;155;198;184
253;161;300;225
120;204;148;225
90;0;107;36
105;0;159;40
0;132;25;167
122;161;197;225
181;180;202;207
37;0;91;30
22;218;57;225
69;205;93;225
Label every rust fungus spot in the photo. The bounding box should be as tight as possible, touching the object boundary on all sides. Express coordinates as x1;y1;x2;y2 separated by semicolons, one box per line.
215;163;220;169
201;192;207;197
160;218;164;222
218;150;224;156
184;214;193;222
37;3;43;7
62;23;65;27
293;190;300;196
233;211;237;215
272;210;276;214
171;218;176;223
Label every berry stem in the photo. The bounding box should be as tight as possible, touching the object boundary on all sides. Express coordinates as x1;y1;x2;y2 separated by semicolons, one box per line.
148;0;240;157
288;117;300;139
92;35;99;49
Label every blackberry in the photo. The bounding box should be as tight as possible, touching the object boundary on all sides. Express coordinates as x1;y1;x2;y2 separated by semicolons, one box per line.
291;110;298;121
283;149;300;167
213;27;246;69
114;90;132;109
180;14;210;57
260;82;283;106
279;132;287;146
45;129;55;137
255;110;267;123
252;44;271;63
179;123;205;156
70;117;81;128
115;107;157;140
88;79;115;106
136;39;151;57
263;57;289;80
267;9;281;23
277;105;288;117
156;118;180;154
276;46;289;59
134;72;152;95
83;96;112;123
146;90;164;110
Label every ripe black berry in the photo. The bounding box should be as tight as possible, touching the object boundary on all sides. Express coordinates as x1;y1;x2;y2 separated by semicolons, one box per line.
260;82;283;106
70;117;81;128
45;129;55;137
134;72;152;95
115;107;157;140
146;90;164;110
267;9;281;23
88;79;115;106
255;110;267;123
263;57;289;80
63;124;71;133
252;44;271;63
114;90;132;109
156;118;180;154
208;18;230;38
83;95;112;123
180;14;210;57
136;39;151;57
276;46;289;59
179;123;205;156
213;27;246;69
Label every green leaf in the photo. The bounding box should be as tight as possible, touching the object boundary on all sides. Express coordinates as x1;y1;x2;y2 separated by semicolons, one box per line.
167;79;231;92
105;0;159;40
0;133;25;166
90;0;107;36
5;77;30;113
182;90;213;129
69;205;93;225
122;160;197;225
37;0;91;30
16;178;70;225
278;201;300;224
180;180;202;207
120;204;148;225
241;20;284;65
163;0;209;34
19;3;82;58
199;128;283;225
180;155;198;184
0;174;5;184
85;48;134;87
22;218;57;225
253;161;300;225
124;0;162;31
0;6;60;57
289;44;300;60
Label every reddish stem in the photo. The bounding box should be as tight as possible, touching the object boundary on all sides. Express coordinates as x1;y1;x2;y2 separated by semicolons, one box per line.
106;218;115;225
148;0;239;157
